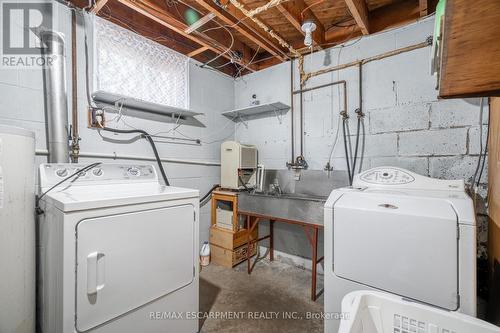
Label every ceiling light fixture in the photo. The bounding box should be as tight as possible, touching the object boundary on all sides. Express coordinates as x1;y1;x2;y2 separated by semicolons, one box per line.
301;20;317;47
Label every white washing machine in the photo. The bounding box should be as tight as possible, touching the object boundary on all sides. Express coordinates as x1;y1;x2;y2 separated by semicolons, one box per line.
38;163;199;333
324;167;476;333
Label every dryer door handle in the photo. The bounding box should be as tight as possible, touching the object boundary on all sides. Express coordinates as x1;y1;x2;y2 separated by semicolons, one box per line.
87;252;105;295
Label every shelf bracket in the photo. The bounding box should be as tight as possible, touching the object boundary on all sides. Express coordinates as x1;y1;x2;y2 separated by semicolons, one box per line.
238;114;249;128
272;108;284;124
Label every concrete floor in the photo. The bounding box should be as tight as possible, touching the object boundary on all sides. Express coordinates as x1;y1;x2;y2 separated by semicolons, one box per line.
199;258;324;333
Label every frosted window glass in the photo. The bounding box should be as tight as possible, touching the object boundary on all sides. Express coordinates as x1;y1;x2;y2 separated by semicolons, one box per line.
95;17;188;108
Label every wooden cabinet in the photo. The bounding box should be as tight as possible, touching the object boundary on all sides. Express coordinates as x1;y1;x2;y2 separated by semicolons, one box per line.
438;0;500;98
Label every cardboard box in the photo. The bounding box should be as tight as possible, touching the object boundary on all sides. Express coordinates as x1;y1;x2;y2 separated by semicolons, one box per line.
210;243;257;268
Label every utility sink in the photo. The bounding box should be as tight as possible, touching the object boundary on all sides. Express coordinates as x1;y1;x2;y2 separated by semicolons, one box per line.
238;169;349;226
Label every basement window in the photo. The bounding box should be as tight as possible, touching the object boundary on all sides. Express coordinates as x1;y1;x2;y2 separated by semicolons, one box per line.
94;17;188;109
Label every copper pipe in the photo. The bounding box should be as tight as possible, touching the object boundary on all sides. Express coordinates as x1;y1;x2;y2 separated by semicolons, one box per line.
300;39;431;84
293;80;348;158
70;10;80;162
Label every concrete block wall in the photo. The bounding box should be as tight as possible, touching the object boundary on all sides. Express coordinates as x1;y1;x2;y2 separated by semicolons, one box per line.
0;2;235;245
235;16;489;264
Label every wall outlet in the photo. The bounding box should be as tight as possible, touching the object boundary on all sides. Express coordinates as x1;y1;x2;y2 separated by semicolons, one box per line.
88;107;105;128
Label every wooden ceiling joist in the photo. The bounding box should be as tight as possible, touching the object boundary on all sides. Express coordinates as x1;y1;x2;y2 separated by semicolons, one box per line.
76;0;436;74
193;0;288;60
277;0;325;47
418;0;428;17
91;0;110;13
117;0;258;71
344;0;370;35
187;46;209;57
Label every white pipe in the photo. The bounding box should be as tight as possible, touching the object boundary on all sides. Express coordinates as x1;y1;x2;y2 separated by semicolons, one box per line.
35;149;221;166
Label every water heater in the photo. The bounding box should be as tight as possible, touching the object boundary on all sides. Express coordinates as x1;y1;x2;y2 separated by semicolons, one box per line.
0;124;35;333
221;141;257;190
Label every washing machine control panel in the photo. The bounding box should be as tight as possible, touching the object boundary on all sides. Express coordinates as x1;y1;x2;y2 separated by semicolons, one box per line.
358;167;415;185
41;163;158;187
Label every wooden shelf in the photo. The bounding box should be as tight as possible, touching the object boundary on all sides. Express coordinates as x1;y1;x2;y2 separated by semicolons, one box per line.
222;102;290;121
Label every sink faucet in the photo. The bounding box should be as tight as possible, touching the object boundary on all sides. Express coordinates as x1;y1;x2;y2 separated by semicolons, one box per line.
270;181;282;196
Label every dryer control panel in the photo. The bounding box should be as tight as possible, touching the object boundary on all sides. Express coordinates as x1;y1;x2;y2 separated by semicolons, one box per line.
40;163;158;188
353;166;465;191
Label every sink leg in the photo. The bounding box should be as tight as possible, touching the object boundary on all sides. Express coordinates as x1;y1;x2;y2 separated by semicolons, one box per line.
311;227;318;302
269;220;274;261
246;215;251;275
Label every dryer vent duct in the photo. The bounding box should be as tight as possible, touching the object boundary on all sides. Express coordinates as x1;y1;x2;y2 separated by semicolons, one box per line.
41;30;69;163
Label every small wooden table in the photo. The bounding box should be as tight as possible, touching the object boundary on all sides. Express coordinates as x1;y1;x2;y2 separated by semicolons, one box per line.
238;210;324;301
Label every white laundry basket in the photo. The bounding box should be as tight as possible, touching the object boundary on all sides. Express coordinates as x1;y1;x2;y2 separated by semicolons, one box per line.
338;291;500;333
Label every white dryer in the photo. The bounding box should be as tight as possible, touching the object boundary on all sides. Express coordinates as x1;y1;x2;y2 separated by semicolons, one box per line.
38;163;199;333
324;167;476;333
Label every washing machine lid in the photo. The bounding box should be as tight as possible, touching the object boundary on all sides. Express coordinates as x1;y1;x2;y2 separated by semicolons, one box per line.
333;191;460;310
43;183;198;212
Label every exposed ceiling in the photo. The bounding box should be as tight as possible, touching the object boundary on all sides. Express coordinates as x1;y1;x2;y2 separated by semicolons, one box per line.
71;0;436;76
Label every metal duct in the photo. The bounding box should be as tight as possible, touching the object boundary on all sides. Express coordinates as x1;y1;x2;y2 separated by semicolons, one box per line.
41;30;69;163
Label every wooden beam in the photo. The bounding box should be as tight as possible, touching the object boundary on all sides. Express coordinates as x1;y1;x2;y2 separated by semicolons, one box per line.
193;0;288;60
90;0;109;13
187;46;209;57
218;1;292;57
369;0;419;32
419;0;428;17
277;0;325;47
325;25;362;44
116;0;258;71
344;0;369;35
325;0;419;44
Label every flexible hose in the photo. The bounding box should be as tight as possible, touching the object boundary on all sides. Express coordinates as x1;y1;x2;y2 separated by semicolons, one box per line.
200;184;220;204
351;117;361;184
342;119;352;185
358;118;366;173
101;127;170;186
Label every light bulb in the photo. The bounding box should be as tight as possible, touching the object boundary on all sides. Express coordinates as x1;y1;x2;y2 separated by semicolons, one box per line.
301;20;317;48
304;31;313;47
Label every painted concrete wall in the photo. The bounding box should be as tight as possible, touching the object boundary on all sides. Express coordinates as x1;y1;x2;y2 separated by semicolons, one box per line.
235;16;489;267
0;2;235;245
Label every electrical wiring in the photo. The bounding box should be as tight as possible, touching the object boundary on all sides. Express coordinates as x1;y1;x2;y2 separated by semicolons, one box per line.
320;26;361;49
174;115;240;145
80;10;95;108
300;0;325;19
201;17;248;34
99;127;171;186
200;22;235;67
472;98;485;189
36;162;102;214
234;45;260;79
473;97;490;190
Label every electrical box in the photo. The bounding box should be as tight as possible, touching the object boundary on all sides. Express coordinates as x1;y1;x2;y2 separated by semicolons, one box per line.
220;141;257;190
